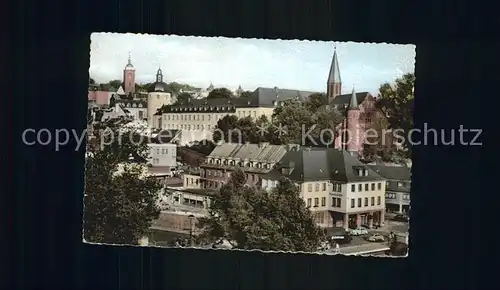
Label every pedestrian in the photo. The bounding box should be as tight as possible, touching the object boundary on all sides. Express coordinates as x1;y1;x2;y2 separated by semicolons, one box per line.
335;242;340;254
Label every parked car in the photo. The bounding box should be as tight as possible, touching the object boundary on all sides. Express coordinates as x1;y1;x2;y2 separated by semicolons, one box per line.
349;227;368;236
326;228;353;245
367;233;385;242
393;214;409;222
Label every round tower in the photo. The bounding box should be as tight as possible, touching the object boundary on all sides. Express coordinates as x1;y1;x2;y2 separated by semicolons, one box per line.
147;67;172;128
346;86;361;153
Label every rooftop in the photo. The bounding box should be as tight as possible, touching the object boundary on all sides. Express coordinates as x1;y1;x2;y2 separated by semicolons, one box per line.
263;148;386;183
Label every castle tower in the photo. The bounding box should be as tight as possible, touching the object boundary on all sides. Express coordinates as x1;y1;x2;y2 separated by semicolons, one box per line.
123;53;136;95
327;47;342;103
346;86;361;153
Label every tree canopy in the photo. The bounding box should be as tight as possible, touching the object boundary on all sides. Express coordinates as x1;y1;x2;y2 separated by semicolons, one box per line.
197;170;325;252
212;97;342;147
376;73;415;157
83;119;162;244
174;92;193;105
239;91;253;98
207;87;234;99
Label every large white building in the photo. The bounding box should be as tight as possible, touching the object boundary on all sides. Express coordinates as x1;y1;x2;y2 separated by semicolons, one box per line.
261;147;387;229
152;87;319;143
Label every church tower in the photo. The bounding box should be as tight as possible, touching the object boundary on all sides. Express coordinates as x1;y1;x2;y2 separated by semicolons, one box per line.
327;47;342;103
346;86;361;154
123;53;136;95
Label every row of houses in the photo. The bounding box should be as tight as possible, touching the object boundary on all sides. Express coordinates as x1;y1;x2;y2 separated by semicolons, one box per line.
162;142;411;231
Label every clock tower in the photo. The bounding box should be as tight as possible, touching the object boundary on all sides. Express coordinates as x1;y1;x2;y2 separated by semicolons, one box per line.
123;53;136;95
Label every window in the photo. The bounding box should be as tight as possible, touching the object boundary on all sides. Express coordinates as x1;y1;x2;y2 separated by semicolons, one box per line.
332;197;341;207
207;170;211;176
314;198;319;207
333;183;341;192
403;194;410;200
377;196;381;205
351;184;356;192
308;184;312;192
371;197;375;206
365;184;369;191
377;183;382;190
321;197;326;206
358;198;362;207
322;183;326;191
156;149;160;154
364;197;368;206
307;198;312;207
315;183;319;191
398;182;403;187
351;199;355;208
358;184;362;191
371;183;375;191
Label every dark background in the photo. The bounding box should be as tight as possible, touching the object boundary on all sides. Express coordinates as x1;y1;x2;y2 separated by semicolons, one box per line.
6;0;491;289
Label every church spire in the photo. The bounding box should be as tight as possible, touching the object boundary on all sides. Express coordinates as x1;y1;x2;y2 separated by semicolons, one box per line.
328;46;341;84
348;85;359;110
326;45;342;103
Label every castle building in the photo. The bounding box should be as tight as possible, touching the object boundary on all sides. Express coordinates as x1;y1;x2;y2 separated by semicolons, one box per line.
326;48;389;156
147;67;174;128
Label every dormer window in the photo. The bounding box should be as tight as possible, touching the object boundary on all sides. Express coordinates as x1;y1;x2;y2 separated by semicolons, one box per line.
273;100;278;106
364;169;368;176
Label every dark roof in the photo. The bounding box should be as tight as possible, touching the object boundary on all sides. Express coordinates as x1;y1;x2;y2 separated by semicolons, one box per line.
251;87;319;107
263;148;386;183
148;82;170;93
367;165;411;181
329;92;371;107
161;86;320;113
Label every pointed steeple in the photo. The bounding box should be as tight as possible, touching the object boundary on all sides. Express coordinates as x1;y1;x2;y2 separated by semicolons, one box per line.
327;47;341;84
207;82;214;91
348;85;359;110
156;65;163;83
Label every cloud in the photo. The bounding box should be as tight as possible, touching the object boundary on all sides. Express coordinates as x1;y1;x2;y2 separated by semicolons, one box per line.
90;33;415;95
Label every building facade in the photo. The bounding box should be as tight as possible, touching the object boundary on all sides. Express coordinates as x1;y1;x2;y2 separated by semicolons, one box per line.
148;143;177;167
325;48;391;156
368;165;411;213
198;142;294;190
261;147;386;229
147;68;174;128
154;87;318;142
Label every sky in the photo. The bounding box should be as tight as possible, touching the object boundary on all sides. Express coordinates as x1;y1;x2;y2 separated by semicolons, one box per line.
90;33;415;95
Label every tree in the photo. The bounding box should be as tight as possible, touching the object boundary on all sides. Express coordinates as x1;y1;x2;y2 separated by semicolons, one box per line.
89;78;96;85
174;92;193;105
376;73;415;157
306;93;328;112
108;80;122;91
197;171;326;252
207;87;234;99
212;115;240;143
363;112;391;162
239;91;253;98
271;100;342;146
83;118;162;244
